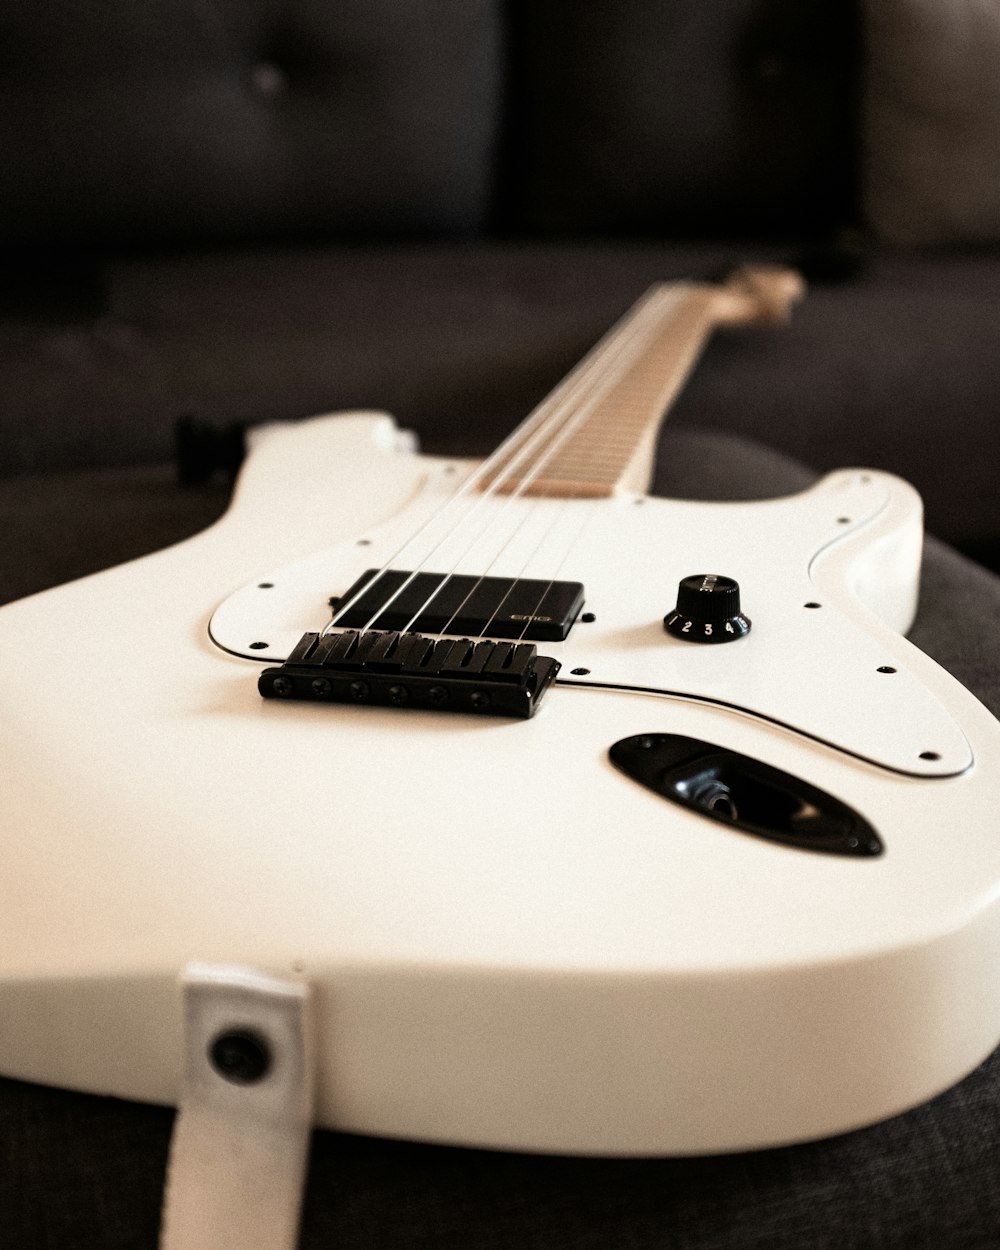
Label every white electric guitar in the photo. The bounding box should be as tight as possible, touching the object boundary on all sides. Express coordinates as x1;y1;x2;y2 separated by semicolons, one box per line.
2;269;1000;1157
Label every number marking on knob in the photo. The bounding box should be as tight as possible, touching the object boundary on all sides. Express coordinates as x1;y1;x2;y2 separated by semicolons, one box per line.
664;575;751;644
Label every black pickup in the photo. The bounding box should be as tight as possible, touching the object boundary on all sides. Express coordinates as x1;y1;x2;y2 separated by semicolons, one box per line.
258;630;560;718
331;570;584;642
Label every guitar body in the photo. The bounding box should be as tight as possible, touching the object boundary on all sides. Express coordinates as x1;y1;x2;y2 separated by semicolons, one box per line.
2;409;1000;1155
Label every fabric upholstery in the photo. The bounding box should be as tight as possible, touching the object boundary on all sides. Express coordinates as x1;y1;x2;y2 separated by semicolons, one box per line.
504;0;860;236
0;0;502;247
0;0;997;1241
5;1050;1000;1250
2;430;1000;1248
864;0;1000;246
2;244;998;565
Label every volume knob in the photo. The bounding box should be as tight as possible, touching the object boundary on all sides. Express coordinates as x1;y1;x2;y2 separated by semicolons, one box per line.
664;574;751;644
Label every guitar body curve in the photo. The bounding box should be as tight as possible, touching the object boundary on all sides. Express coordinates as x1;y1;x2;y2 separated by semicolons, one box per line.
2;410;1000;1155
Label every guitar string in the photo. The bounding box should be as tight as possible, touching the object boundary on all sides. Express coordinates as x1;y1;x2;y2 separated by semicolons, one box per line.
436;495;580;642
328;286;680;645
404;287;684;640
348;286;672;637
321;285;676;639
438;292;686;642
319;288;667;639
464;285;698;643
497;296;716;643
472;497;593;645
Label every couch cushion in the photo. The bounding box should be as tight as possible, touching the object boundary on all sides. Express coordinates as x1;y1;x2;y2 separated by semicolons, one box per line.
0;0;502;247
1;243;998;563
864;0;1000;246
503;0;860;237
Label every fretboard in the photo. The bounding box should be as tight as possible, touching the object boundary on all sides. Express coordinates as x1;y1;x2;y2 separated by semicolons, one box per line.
479;269;803;499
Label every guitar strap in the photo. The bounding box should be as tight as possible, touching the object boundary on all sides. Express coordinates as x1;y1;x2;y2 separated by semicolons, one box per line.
159;965;315;1250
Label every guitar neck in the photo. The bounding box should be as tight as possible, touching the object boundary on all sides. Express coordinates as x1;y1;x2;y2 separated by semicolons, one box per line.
480;268;804;500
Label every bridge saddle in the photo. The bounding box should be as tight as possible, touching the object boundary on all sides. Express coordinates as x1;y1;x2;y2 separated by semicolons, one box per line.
259;629;560;718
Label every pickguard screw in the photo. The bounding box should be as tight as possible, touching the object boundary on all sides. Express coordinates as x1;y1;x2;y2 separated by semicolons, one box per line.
257;582;274;589
209;1029;272;1085
571;667;591;676
249;641;269;650
877;666;897;674
581;612;596;623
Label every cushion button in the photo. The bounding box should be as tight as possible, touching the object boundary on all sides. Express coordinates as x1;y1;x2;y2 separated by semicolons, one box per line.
250;62;287;98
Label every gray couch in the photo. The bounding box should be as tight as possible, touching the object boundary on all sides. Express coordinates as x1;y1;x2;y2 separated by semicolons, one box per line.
2;0;999;564
3;1;1000;1246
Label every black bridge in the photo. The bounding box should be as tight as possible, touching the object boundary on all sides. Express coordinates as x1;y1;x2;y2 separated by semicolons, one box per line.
259;630;560;718
331;570;585;642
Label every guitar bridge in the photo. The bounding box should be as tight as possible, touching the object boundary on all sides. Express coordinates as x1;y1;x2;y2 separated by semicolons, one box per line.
258;630;560;718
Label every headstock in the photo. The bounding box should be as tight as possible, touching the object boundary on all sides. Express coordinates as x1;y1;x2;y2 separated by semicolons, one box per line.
712;266;806;325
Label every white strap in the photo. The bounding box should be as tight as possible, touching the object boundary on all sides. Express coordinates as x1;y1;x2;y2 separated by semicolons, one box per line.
159;964;315;1250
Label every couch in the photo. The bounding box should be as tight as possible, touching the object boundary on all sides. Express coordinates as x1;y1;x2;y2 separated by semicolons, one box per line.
2;1;1000;1246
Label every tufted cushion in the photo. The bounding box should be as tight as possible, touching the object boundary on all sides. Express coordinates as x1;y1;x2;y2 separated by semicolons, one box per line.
503;0;860;237
0;0;502;246
863;0;1000;246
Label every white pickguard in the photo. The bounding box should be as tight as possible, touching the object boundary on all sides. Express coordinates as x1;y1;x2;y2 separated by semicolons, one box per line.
210;446;965;777
1;410;1000;1156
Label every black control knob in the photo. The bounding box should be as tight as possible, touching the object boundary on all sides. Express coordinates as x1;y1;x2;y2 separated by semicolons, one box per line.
664;574;750;644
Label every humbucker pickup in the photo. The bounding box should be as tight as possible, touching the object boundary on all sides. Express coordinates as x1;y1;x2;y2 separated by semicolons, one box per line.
331;570;585;642
258;630;560;718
